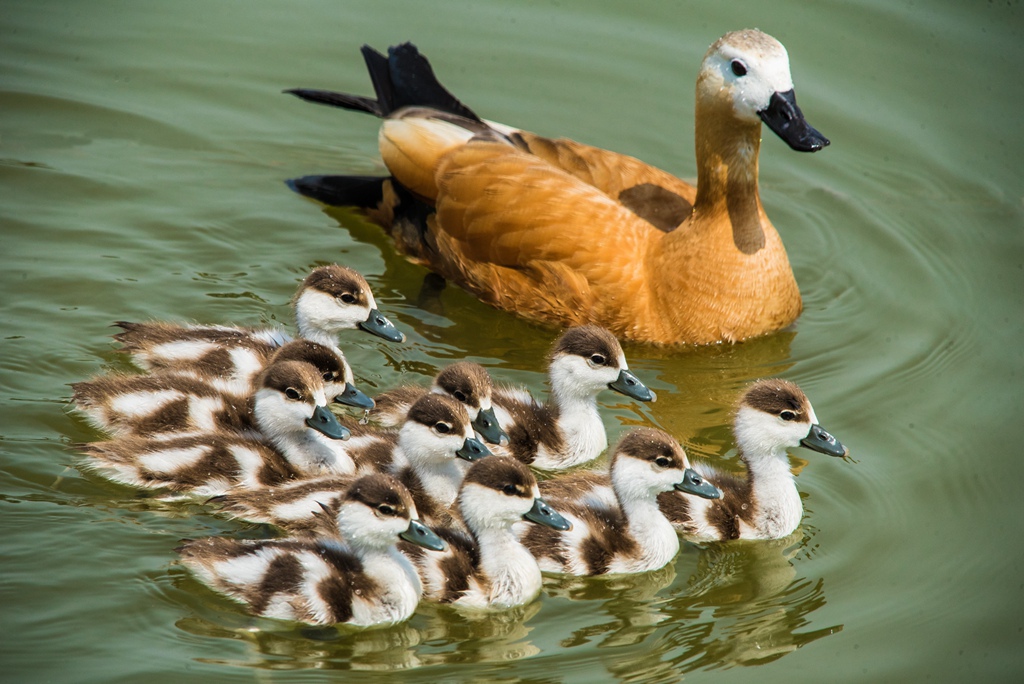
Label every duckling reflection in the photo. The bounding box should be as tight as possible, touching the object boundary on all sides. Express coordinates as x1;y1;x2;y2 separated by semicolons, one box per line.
173;585;544;669
653;530;842;674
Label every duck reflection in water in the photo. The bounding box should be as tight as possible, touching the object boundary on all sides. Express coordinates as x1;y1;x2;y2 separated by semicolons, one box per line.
173;582;543;670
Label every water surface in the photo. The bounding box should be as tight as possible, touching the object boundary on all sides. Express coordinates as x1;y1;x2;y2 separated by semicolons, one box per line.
2;0;1023;682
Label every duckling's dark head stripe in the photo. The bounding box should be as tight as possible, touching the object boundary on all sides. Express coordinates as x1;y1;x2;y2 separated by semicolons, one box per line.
301;264;371;307
550;325;622;366
270;340;345;382
462;456;535;497
406;393;468;429
345;473;411;517
257;360;321;396
742;379;808;417
613;427;686;469
435;362;492;407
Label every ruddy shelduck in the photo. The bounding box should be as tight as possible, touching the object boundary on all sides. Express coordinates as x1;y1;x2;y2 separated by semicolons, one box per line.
287;30;829;345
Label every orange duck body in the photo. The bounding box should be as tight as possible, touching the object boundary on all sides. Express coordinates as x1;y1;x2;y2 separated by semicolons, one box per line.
288;30;829;345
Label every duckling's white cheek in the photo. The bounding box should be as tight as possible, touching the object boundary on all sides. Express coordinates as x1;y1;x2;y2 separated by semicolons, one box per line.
806;405;820;428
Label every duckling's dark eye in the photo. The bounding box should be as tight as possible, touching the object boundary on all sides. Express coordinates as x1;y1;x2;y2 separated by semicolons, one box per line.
434;421;452;435
502;484;518;496
339;293;357;304
780;410;797;422
377;503;395;516
285;387;302;400
322;372;336;382
453;390;468;403
589;354;606;366
654;456;672;468
731;59;747;77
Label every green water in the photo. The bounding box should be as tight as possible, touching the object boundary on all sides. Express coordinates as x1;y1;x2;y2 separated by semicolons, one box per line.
2;0;1022;681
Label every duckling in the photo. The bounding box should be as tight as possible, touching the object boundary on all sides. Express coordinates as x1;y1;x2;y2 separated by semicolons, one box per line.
285;31;828;345
370;361;508;445
401;456;569;610
71;340;373;439
516;428;720;576
178;473;445;627
77;360;352;497
489;325;654;470
114;264;403;395
213;393;490;530
656;378;847;541
268;338;374;410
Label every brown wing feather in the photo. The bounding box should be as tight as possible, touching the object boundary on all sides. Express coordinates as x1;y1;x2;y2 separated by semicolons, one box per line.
509;132;696;230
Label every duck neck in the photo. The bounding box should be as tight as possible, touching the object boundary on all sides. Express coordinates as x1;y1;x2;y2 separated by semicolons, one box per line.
300;327;339;351
355;544;423;623
737;444;802;539
410;457;466;511
615;485;680;569
472;523;542;607
547;373;608;467
691;95;766;255
263;422;355;477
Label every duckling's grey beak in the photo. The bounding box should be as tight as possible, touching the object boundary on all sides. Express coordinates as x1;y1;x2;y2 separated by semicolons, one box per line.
758;89;829;152
334;382;375;410
674;468;722;499
472;407;509;446
524;498;572;531
400;519;446;552
608;369;655;402
800;423;847;457
456;436;491;462
359;308;406;343
305;404;351;440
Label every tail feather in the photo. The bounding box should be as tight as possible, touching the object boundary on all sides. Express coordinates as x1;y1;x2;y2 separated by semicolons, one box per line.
286;42;480;121
286;175;386;208
285;88;382;116
286;174;436;261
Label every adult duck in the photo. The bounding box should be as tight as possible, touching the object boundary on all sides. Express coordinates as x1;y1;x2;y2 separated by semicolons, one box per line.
286;30;829;344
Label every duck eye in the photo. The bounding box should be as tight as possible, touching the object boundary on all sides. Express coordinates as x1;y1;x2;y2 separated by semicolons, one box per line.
322;372;335;381
434;421;452;435
589;354;606;366
502;484;518;496
780;410;797;422
655;457;671;468
453;390;468;403
731;59;747;77
377;504;395;516
339;293;357;304
285;387;302;400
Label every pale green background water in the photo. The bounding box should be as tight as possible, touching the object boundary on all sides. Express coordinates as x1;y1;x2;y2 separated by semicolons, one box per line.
2;0;1022;681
